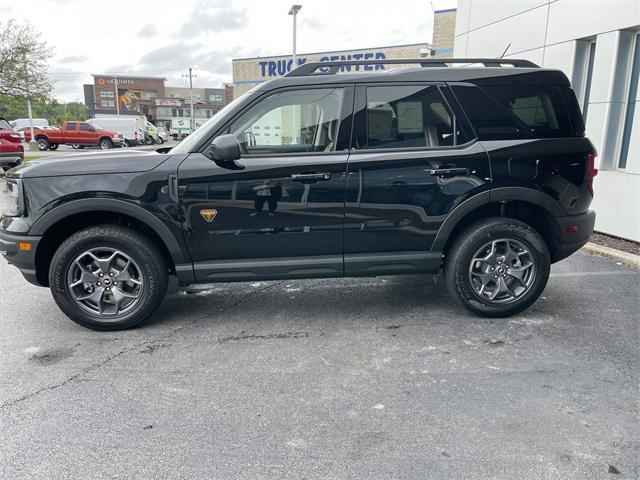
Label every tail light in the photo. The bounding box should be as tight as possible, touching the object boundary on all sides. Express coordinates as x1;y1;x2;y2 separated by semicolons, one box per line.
0;131;22;143
585;153;598;195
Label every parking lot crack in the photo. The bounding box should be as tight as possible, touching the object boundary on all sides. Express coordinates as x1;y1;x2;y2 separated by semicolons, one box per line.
0;281;285;412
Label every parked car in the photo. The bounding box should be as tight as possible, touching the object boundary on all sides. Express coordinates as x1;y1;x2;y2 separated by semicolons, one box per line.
0;58;597;330
10;118;49;131
0;117;23;170
155;126;169;144
23;121;124;150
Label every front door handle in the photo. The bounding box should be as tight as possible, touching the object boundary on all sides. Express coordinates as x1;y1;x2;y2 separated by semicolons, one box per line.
428;167;469;178
290;172;332;183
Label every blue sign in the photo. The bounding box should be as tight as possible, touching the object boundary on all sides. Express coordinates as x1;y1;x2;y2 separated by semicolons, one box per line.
258;52;387;77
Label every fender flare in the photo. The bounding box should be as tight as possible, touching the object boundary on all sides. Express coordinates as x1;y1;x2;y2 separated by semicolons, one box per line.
29;198;188;265
431;187;565;251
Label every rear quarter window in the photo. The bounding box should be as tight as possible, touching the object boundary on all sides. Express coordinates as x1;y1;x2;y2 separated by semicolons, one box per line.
452;84;576;140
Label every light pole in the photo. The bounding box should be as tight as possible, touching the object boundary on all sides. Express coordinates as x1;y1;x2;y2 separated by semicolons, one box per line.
288;5;301;69
114;75;120;115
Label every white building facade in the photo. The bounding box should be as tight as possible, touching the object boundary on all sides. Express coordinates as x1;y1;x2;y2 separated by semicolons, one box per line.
454;0;640;242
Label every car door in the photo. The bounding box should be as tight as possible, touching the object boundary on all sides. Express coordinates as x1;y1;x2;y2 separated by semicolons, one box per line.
178;85;354;282
78;122;96;144
65;122;79;143
344;82;490;274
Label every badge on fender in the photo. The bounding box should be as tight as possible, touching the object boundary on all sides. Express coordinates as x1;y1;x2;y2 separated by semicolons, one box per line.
200;209;218;223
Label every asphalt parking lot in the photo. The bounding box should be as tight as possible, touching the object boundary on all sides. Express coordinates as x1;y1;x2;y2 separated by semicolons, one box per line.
0;250;638;479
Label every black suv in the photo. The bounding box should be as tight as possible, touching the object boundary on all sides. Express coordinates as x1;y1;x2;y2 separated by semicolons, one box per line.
0;59;597;330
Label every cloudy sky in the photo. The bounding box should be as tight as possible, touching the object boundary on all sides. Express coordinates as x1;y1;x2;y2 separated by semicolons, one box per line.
1;0;457;101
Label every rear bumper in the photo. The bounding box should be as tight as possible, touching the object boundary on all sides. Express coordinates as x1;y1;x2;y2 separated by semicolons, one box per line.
0;151;24;169
0;230;42;286
553;210;596;262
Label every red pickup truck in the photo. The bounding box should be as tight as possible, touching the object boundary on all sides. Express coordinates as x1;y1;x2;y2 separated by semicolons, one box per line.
24;121;124;151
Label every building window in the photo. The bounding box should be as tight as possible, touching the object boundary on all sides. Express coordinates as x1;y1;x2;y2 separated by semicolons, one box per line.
582;41;596;120
100;100;115;108
100;91;115;98
619;33;640;169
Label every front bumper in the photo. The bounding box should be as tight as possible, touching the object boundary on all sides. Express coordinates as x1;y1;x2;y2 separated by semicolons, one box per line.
554;210;596;262
0;230;42;286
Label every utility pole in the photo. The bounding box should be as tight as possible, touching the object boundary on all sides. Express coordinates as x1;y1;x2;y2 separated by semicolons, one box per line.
113;75;120;115
183;68;196;133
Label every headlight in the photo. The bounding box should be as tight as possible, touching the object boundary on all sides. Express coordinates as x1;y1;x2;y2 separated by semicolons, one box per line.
0;177;23;217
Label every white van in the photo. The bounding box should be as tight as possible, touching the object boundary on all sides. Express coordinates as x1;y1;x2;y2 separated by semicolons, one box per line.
10;118;49;130
88;115;146;146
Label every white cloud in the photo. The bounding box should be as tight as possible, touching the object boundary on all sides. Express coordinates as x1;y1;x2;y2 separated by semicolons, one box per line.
6;0;456;101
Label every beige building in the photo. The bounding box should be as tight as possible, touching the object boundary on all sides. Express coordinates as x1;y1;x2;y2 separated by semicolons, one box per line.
432;8;457;57
232;43;432;98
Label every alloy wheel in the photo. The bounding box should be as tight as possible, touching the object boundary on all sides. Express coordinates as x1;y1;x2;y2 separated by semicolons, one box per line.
66;247;144;317
468;238;536;304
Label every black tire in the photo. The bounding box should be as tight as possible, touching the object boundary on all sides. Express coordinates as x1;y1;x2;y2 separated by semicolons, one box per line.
71;143;81;149
444;217;550;318
48;143;59;150
49;224;168;331
156;136;164;145
99;138;113;150
36;137;50;151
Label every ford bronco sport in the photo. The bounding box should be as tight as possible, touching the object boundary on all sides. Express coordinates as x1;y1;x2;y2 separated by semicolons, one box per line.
0;58;597;331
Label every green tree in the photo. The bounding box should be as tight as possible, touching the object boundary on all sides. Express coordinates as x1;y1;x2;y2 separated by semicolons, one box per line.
0;19;53;100
0;95;86;125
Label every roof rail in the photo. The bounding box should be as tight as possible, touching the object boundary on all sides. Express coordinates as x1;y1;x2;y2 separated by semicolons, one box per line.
285;58;539;77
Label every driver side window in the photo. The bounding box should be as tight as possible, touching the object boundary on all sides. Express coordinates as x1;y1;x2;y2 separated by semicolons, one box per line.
229;88;344;155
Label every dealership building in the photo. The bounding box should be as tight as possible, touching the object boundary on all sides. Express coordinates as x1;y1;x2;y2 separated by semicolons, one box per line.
232;42;434;98
83;75;232;130
454;0;640;242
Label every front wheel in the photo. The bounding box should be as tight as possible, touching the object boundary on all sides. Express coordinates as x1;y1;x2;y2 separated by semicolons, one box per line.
71;143;83;149
99;138;113;149
156;136;164;145
445;218;550;318
48;143;59;150
49;225;168;330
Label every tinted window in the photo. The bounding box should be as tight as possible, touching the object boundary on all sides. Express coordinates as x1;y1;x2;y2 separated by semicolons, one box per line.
357;85;463;149
66;122;77;131
79;123;93;131
452;84;574;140
229;88;344;155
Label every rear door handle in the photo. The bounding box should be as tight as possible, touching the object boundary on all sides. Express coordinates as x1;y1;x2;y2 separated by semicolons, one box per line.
428;167;469;177
290;172;332;183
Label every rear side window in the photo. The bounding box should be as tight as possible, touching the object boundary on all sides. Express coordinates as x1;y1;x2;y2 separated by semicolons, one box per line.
355;85;466;150
66;122;77;131
452;84;575;140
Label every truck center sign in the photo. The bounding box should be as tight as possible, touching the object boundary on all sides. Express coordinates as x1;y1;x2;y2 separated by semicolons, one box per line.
232;43;432;98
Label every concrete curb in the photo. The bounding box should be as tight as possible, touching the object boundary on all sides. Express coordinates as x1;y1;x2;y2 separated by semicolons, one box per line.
581;242;640;268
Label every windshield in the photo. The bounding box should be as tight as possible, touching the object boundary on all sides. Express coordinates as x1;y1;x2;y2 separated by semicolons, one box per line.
170;89;254;154
0;119;13;130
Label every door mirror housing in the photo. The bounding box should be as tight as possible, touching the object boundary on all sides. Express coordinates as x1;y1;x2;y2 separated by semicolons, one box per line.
207;134;241;162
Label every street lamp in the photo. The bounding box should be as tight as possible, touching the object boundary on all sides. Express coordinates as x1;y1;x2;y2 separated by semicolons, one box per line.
288;4;302;69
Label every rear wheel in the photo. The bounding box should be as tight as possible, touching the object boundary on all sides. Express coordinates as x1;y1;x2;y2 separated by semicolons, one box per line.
99;138;113;149
49;225;168;330
36;137;50;151
445;218;550;317
71;144;83;149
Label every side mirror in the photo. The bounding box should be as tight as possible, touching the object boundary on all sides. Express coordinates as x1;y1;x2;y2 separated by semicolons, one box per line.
206;134;244;169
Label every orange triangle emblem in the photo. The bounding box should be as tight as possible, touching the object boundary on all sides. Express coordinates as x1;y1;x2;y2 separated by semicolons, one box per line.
200;209;218;223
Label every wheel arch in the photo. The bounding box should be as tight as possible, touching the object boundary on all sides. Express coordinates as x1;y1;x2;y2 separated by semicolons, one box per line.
433;188;564;262
31;199;190;286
